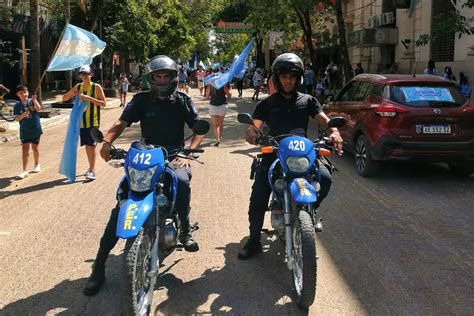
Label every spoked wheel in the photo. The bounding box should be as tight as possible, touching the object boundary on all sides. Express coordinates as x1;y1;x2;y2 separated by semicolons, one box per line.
292;210;317;308
355;134;378;177
1;100;16;122
121;227;155;316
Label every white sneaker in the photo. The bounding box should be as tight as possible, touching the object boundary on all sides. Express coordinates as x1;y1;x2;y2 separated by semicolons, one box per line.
32;164;41;173
85;171;96;180
17;171;29;179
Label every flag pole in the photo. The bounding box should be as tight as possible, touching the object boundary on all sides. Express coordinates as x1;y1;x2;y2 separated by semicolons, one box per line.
33;23;69;96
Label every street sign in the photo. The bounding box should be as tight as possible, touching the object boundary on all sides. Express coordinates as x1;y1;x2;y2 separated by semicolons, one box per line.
214;20;254;33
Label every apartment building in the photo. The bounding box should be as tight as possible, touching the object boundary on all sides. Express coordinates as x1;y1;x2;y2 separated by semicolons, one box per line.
344;0;474;78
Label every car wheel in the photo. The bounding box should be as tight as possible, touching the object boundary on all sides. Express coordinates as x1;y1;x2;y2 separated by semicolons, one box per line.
355;134;378;177
448;162;474;177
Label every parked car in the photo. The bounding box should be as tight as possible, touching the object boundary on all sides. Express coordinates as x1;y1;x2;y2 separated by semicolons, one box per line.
324;74;474;177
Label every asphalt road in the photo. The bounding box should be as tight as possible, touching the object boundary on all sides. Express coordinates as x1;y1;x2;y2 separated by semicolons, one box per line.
0;88;472;315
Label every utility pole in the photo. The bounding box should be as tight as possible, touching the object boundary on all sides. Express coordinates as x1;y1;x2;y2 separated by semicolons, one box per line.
64;0;72;90
30;0;41;101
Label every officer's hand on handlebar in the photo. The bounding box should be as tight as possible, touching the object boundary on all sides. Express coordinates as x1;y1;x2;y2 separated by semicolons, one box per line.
328;129;343;156
174;157;191;169
245;127;258;145
100;143;112;162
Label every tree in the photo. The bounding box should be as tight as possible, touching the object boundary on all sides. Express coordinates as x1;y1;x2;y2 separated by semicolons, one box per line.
314;0;352;83
415;0;474;47
30;0;42;100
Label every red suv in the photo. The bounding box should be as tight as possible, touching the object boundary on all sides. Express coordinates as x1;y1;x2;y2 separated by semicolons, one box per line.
324;74;474;177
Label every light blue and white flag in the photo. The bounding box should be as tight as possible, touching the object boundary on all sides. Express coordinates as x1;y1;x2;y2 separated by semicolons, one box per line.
202;72;222;86
47;24;106;72
211;38;254;90
59;97;87;182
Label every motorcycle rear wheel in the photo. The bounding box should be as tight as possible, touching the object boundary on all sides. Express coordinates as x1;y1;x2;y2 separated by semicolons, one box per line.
292;209;317;308
121;227;155;316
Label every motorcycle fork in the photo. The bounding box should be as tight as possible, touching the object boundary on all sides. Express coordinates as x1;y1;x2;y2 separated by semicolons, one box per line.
283;187;293;270
147;184;162;281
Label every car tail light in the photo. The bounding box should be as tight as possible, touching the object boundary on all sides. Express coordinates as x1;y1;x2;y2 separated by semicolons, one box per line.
373;103;409;117
463;107;474;113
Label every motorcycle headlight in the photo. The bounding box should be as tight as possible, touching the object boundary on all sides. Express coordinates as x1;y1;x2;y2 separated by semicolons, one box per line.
285;156;310;173
128;166;157;192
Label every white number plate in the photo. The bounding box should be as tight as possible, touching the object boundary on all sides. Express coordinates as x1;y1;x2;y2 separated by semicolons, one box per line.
422;125;451;134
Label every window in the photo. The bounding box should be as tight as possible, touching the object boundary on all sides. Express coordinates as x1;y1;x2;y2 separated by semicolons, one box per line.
337;81;358;101
352;82;372;101
389;85;465;107
430;0;455;62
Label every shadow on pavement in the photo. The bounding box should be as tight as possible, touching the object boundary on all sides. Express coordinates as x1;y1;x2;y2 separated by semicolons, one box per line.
0;177;90;199
317;154;474;314
0;176;15;190
0;255;122;315
156;237;308;315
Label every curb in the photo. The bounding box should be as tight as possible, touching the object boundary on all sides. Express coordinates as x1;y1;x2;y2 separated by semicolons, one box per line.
0;98;122;144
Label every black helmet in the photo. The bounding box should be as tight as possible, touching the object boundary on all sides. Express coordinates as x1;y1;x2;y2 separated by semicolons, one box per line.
271;53;304;93
145;55;178;97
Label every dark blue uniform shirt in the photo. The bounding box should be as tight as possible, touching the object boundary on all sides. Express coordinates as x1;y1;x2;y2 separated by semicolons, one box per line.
120;91;199;151
252;92;322;137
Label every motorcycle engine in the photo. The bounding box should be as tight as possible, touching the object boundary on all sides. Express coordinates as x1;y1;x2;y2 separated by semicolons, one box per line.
159;218;177;249
270;199;285;236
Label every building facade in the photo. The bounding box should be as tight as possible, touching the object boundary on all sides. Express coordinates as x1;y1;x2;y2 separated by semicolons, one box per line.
345;0;474;78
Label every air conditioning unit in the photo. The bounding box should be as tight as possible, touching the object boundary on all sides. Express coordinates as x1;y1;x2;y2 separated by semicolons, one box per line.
375;15;383;27
368;16;377;28
383;12;395;25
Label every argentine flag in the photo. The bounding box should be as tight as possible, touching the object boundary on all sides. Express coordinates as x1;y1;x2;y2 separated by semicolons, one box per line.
209;38;254;90
47;24;106;72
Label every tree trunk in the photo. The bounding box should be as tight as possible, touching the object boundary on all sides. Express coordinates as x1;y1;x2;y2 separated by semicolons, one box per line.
293;6;318;75
30;0;41;101
334;0;352;83
64;0;72;90
85;0;105;31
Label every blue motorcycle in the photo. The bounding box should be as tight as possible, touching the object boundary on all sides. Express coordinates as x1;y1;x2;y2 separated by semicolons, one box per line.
237;113;345;308
91;120;209;315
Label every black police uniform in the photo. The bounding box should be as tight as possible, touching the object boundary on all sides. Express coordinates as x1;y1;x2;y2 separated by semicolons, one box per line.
247;91;332;243
93;90;199;270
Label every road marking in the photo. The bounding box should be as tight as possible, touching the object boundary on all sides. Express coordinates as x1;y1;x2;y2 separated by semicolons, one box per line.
0;231;11;236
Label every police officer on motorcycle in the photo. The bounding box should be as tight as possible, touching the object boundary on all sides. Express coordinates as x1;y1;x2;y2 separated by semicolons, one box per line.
83;55;204;295
238;53;343;260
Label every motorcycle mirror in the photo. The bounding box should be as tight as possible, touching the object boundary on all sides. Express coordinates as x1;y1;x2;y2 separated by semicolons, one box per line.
90;127;104;143
192;119;210;136
328;117;346;128
237;113;253;125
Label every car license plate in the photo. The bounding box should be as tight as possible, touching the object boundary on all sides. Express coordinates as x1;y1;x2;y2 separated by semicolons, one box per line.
422;124;451;134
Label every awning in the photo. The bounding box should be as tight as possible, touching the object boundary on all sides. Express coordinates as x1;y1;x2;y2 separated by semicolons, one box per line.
348;28;398;47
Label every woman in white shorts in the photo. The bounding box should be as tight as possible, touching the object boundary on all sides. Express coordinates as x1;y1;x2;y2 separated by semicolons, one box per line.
205;84;232;146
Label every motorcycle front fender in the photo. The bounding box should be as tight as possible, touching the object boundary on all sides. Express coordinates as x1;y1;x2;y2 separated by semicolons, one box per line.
289;178;317;204
116;191;155;239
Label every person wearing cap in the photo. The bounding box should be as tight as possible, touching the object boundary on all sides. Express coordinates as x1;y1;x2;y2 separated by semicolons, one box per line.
62;65;106;180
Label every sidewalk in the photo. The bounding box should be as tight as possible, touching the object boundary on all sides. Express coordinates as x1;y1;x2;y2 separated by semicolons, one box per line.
0;93;125;144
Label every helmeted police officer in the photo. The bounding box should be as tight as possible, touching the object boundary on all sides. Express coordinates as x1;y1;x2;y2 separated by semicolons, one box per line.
238;53;343;260
83;55;204;296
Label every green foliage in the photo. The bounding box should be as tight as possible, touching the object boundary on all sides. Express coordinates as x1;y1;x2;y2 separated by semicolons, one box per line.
416;0;474;47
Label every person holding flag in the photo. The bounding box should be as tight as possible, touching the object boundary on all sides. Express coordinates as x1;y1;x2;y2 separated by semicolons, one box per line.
62;65;106;180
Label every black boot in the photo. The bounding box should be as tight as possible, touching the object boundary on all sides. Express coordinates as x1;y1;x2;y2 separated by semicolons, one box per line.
179;219;199;252
238;238;262;260
83;263;105;296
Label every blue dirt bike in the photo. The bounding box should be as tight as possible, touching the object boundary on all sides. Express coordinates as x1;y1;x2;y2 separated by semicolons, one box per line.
91;120;209;315
237;113;345;308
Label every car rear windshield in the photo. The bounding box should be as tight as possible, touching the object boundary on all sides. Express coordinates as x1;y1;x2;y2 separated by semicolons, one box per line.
388;85;466;108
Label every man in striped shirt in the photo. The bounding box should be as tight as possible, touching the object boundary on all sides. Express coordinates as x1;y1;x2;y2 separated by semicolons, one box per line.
63;65;106;180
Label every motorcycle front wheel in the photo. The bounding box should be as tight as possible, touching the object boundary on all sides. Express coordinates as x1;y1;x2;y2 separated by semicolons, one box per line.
292;209;317;308
121;227;155;316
